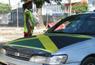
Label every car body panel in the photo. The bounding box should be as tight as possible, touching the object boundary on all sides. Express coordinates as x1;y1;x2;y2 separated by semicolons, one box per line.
7;34;58;53
54;38;95;64
0;53;42;65
6;33;93;53
3;33;94;65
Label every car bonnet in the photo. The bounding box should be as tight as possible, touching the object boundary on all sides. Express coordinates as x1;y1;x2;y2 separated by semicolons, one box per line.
6;34;93;53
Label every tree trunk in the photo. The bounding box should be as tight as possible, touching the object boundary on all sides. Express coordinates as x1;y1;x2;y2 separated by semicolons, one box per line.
68;0;72;16
36;8;46;29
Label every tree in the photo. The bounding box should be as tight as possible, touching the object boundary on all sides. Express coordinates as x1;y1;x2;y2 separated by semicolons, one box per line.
33;0;51;28
33;0;62;27
0;3;11;13
72;3;88;13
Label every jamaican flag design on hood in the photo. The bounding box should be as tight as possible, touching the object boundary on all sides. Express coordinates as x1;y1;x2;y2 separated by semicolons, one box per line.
7;33;93;53
7;34;58;53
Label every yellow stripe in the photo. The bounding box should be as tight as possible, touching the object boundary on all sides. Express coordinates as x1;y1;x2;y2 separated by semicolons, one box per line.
37;35;58;53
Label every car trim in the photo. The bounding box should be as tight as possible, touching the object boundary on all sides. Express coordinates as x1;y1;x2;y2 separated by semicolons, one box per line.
37;34;58;53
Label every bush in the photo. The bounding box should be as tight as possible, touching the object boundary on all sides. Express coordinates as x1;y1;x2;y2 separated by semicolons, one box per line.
0;3;11;13
72;3;88;13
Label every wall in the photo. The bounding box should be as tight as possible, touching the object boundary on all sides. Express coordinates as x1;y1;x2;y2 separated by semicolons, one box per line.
88;0;95;11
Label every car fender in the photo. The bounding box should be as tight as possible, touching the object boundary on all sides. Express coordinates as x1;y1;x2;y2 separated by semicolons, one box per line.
53;38;95;64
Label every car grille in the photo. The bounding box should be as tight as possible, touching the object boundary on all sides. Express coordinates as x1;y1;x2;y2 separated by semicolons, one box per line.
5;47;32;61
3;46;51;61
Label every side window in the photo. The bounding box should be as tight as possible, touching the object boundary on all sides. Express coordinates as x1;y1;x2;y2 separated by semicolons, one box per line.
54;21;70;31
54;15;81;31
64;14;90;33
83;14;95;33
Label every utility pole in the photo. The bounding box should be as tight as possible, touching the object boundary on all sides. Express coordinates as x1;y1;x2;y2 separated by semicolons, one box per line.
68;0;72;16
17;3;19;28
9;0;13;23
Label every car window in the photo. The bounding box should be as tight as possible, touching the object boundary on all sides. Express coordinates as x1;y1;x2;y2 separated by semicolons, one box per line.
82;14;95;33
63;14;88;33
53;14;95;34
54;15;81;31
46;15;80;33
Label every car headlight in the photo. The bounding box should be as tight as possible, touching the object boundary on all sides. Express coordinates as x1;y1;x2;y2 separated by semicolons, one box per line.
0;48;6;54
29;54;68;65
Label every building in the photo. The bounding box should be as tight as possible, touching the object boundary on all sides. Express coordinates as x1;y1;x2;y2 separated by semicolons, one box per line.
42;4;64;25
81;0;88;3
62;0;88;14
0;13;10;25
42;0;88;25
88;0;95;11
9;8;24;27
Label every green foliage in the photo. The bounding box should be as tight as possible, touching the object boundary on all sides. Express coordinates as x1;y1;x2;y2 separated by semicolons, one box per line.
0;3;11;13
72;3;88;13
22;0;62;8
34;0;45;8
33;0;62;8
33;0;51;8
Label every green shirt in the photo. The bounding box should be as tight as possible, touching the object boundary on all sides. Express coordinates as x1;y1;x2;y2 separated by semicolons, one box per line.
24;9;36;32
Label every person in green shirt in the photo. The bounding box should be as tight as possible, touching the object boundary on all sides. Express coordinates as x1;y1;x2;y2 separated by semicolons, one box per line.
23;0;36;37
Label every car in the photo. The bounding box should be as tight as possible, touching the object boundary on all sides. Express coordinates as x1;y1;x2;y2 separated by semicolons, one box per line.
47;19;66;30
0;12;95;65
48;22;57;28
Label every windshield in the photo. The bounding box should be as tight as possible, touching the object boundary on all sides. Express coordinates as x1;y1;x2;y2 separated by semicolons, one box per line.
52;13;95;34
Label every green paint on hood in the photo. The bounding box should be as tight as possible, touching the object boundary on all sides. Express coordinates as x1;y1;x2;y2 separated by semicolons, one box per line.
7;34;58;53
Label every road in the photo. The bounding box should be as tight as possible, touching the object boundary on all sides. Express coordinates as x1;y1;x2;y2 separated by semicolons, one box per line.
0;27;47;43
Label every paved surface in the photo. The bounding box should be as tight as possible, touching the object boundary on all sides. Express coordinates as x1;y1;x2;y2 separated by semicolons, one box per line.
0;27;23;43
0;27;47;43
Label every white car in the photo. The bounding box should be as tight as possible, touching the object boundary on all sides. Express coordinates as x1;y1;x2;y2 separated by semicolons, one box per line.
0;12;95;65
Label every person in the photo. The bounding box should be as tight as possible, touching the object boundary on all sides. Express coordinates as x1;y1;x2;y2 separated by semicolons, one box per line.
23;0;36;37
